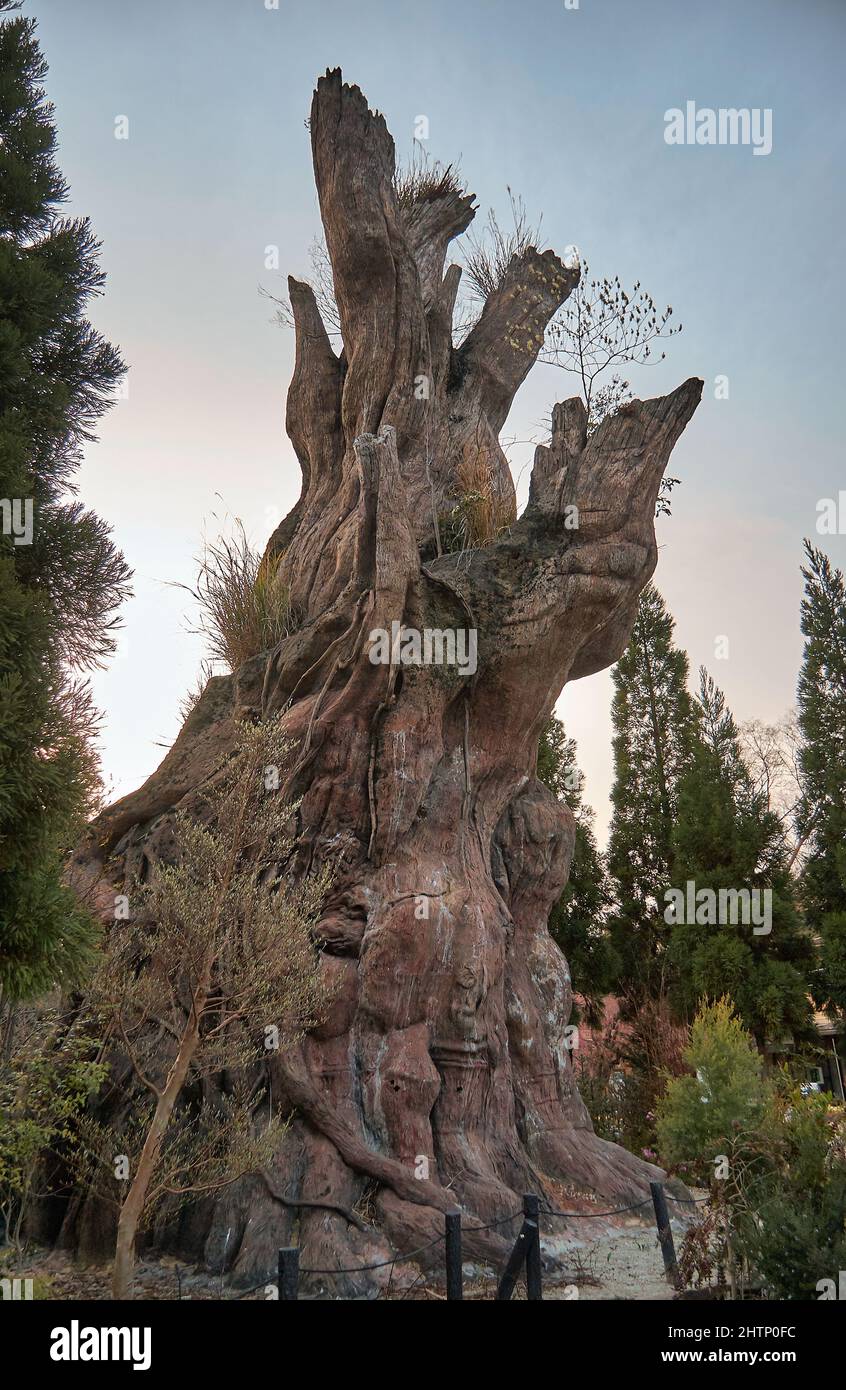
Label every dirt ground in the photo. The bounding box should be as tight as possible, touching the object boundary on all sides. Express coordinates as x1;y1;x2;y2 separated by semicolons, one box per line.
542;1220;681;1301
2;1207;697;1302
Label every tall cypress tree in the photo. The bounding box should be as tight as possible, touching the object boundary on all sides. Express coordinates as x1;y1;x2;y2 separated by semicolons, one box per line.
537;717;617;1025
607;584;697;998
0;2;131;998
797;542;846;1018
667;669;813;1047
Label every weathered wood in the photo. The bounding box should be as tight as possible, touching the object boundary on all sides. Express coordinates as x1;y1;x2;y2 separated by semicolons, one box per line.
67;68;700;1294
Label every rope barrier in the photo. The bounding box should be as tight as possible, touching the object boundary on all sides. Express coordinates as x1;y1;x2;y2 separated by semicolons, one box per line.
300;1231;445;1276
462;1206;523;1232
298;1204;529;1275
232;1187;710;1293
544;1196;653;1219
542;1191;709;1220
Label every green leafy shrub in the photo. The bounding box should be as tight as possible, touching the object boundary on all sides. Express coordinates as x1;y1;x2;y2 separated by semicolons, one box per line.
0;1015;106;1250
734;1090;846;1299
656;998;765;1182
673;1071;846;1298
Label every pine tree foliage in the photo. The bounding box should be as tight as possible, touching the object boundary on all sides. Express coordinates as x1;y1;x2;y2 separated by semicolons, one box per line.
656;998;765;1175
0;6;131;997
607;587;814;1043
797;542;846;1017
537;717;617;1026
667;669;813;1045
607;584;697;995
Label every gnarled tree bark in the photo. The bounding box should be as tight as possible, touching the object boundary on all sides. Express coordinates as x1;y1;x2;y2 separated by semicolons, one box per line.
67;70;701;1296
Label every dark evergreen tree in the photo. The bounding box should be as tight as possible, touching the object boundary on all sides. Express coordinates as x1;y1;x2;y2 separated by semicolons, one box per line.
797;542;846;1019
537;717;617;1026
0;2;131;998
667;669;814;1047
606;584;697;998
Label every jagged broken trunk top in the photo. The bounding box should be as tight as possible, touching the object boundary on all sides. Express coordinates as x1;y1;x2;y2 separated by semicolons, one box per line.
71;71;701;1293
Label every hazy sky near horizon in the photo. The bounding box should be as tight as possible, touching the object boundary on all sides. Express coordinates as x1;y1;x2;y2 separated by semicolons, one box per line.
30;0;846;841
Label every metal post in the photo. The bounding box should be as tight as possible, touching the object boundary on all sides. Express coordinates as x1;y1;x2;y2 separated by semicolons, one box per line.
650;1181;678;1287
445;1210;463;1300
523;1193;542;1301
278;1246;300;1300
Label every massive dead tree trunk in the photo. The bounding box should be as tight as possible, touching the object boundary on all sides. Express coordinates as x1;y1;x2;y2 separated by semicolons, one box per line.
68;71;701;1294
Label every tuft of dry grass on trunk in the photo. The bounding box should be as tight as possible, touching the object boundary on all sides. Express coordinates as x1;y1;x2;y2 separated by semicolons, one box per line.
394;154;465;213
180;523;297;673
461;187;543;303
440;452;516;553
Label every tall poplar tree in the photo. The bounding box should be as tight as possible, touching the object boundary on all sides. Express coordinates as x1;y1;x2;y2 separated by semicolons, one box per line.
797;542;846;1018
0;2;131;999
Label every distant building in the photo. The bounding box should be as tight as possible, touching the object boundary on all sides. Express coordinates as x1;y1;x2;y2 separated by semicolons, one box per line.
809;1011;845;1100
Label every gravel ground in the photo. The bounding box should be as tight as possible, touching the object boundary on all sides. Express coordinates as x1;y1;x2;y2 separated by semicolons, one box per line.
545;1222;680;1301
3;1204;702;1302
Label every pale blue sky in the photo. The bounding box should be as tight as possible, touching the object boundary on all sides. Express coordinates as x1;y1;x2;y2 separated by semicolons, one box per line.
30;0;846;837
